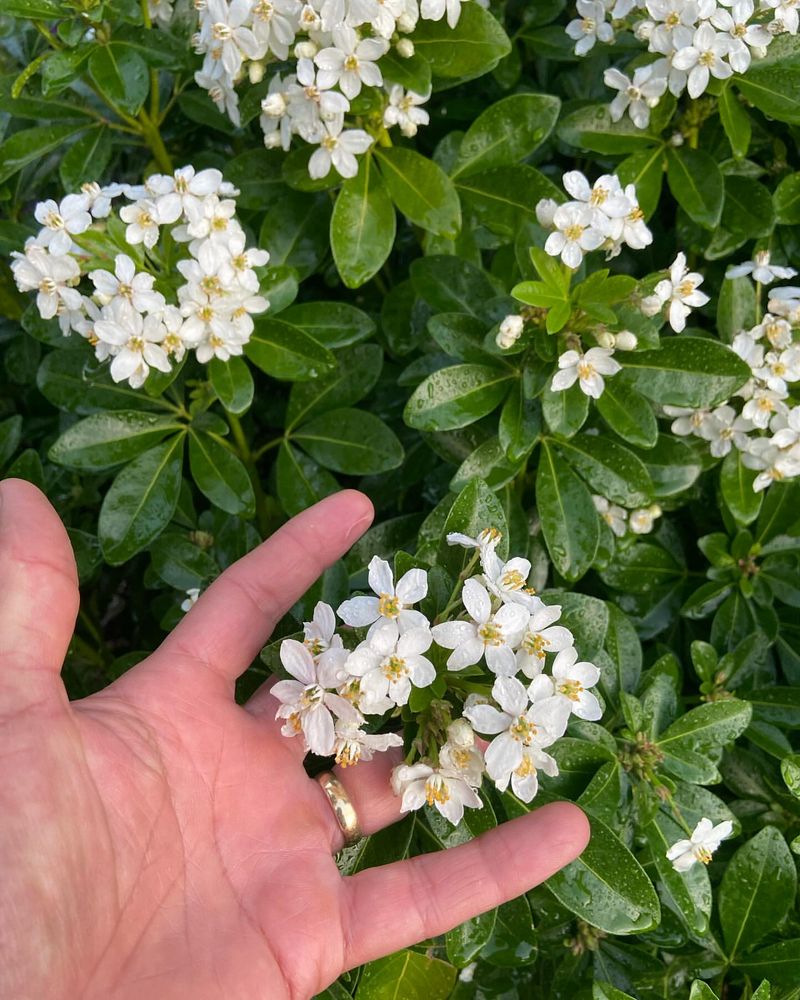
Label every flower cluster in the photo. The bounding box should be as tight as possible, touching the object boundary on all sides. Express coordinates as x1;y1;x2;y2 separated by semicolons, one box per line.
271;528;602;824
537;170;653;270
10;166;269;388
664;252;800;491
566;0;796;127
593;496;663;537
190;0;477;178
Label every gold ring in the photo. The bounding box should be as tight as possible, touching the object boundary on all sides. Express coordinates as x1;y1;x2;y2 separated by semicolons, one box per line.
316;771;363;847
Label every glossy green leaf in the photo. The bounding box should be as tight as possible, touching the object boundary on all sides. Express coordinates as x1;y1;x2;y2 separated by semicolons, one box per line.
331;156;395;289
356;950;456;1000
600;543;683;594
150;533;217;590
258;190;330;280
722;175;775;239
719;826;797;958
717;276;756;344
188;431;255;517
49;412;183;471
556;434;652;507
630;435;702;497
446;908;498;968
98;436;184;565
536;439;599;581
657;699;752;756
452;93;560;178
480;896;537;967
59;127;112;191
36;349;166;415
413;4;510;79
541;384;589;439
689;984;719;1000
719;84;752;159
88;44;149;116
782;753;800;798
245;316;336;381
596;380;658;449
208;356;254;416
281;301;375;349
666;147;723;229
275;441;339;517
737;59;800;124
498;383;541;463
410;255;498;315
621;338;750;408
375;147;461;237
286;343;382;430
720;449;762;525
558;104;660;154
546;815;660;934
0;123;87;184
734;939;800;984
456;164;562;237
0;414;22;469
378;48;432;93
746;687;800;727
293;407;403;475
774;172;800;224
404;364;512;431
616;146;665;219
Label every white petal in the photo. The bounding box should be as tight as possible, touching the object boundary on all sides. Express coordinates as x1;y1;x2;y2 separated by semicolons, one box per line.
337;595;380;626
463;577;491;624
302;705;335;755
280;638;317;684
368;555;394;596
396;567;428;604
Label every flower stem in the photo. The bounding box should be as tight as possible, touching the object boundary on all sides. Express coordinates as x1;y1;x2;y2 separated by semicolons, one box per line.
229;413;271;536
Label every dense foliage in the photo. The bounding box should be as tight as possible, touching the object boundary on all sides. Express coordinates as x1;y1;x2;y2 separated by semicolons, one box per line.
2;0;800;997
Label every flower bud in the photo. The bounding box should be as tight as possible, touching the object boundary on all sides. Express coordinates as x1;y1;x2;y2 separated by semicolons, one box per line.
496;313;524;349
669;131;685;147
634;18;654;40
595;329;615;350
447;718;475;748
396;37;415;58
613;330;638;351
262;92;287;118
752;45;768;59
263;132;284;148
249;61;266;84
535;197;558;229
294;39;318;59
397;12;417;31
640;294;664;317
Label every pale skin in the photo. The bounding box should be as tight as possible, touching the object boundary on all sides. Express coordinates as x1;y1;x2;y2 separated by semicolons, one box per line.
0;478;590;1000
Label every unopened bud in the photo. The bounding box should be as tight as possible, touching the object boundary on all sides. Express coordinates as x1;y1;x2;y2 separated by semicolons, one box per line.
669;131;685;147
614;330;638;351
397;12;417;31
595;329;615;349
294;39;318;59
447;718;475;748
640;294;664;318
249;60;266;84
496;313;524;349
262;92;287;117
396;37;415;57
535;197;558;229
263;132;284;148
634;18;653;40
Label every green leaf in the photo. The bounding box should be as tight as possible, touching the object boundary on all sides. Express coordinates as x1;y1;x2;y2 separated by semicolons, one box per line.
593;986;636;1000
737;59;800;124
404;364;512;431
689;984;719;1000
774;172;800;224
98;436;184;565
356;950;456;1000
722;175;775;239
286;343;383;430
0;414;22;469
782;752;800;798
721;449;762;526
616;146;665;219
49;412;183;471
452;93;560;178
36;349;165;415
293;407;403;475
556;434;652;507
657;699;752;756
719;84;752;159
756;480;800;543
621;338;750;408
666;147;723;229
456;164;563;237
558;104;660;154
596;379;658;449
59;127;112;191
480;896;537;967
259;190;330;280
150;533;216;590
600;543;683;594
410;255;498;315
719;826;797;958
3;0;63;17
717;276;756;344
536;439;599;581
208;356;254;416
498;382;541;463
188;431;255;517
378;48;432;93
746;687;800;727
245;316;336;381
275;441;339;517
630;435;702;497
331;156;396;289
440;477;509;567
280;301;375;349
375;147;461;237
734;939;800;985
0;123;87;184
446;908;498;967
541;384;589;439
413;4;511;79
644;813;711;935
88;44;149;116
546;815;660;934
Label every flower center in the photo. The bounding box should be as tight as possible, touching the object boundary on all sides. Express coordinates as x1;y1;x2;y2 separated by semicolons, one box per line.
344;54;359;72
677;279;696;297
514;755;537;778
699;50;716;67
322;134;339;151
164;333;182;354
559;679;584;701
478;622;504;646
590;187;608;207
733;22;747;37
629;206;644;222
378;593;401;618
199;305;215;321
209;333;225;348
336;741;360;767
382;655;408;682
254;0;274;17
509;716;536;744
577;361;596;381
564;223;585;241
626;85;642;99
425;776;450;805
44;210;64;230
212;21;231;39
665;11;680;26
127;336;145;354
305;637;326;656
39;277;57;294
581;16;595;31
118;282;132;299
523;631;548;659
757;396;775;412
694;847;713;865
299;684;323;708
450;748;473;770
200;275;222;295
501;568;527;591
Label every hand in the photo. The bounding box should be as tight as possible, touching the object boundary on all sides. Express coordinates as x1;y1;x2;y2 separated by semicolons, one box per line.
0;479;590;1000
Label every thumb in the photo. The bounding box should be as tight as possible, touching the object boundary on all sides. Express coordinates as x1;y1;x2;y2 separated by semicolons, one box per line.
0;479;79;712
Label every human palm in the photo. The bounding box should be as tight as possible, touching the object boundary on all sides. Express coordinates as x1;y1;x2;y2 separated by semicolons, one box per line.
0;479;589;1000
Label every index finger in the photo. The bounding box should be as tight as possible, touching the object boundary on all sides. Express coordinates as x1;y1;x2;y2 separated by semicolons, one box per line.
154;490;373;687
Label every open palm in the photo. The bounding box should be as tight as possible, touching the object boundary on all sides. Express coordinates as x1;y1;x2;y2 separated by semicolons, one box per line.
0;478;589;1000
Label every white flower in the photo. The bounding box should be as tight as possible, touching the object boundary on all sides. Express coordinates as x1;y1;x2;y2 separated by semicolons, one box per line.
431;578;528;676
333;712;404;767
566;0;615;54
446;527;503;554
119;199;161;249
33;194;92;256
666;817;734;872
251;0;301;59
536;197;559;229
383;84;430;137
303;600;343;657
711;0;773;72
593;495;628;537
545;203;607;269
438;733;485;788
753;312;794;349
550;646;602;720
755;347;800;394
629;503;662;534
727;250;797;285
160;305;192;362
732;330;765;369
420;0;467;29
496;313;525;349
646;0;705;55
308;120;373;179
181;587;200;612
655;252;709;332
10;244;82;320
672;23;733;98
763;0;800;34
742;386;789;429
392;760;483;824
464;675;569;799
337;555;429;636
614;330;639;351
345;621;436;708
563;170;632;223
605;64;667;130
613;183;653;253
147;165;228;225
515;604;574;678
94;300;172;389
88;254;165;313
771;407;800;450
480;549;539;610
270;638;353;755
743;438;800;491
351;0;406;37
196;70;241;126
314;25;386;99
148;0;174;25
198;0;261;77
80;181;125;219
698;404;753;457
551;347;622;399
